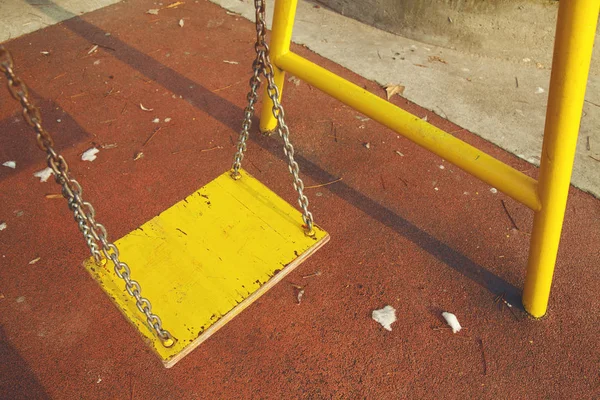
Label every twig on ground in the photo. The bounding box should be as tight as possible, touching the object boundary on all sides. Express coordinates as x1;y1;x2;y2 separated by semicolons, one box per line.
479;338;488;375
501;200;519;231
143;126;164;147
305;178;342;189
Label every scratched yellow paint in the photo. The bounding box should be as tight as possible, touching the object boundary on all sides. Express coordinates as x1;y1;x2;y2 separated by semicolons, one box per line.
82;169;328;366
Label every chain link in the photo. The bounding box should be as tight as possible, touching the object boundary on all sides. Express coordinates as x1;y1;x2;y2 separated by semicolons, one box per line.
0;46;175;348
231;0;315;235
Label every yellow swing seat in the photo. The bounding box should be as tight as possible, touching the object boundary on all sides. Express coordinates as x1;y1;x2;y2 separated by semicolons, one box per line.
82;169;329;368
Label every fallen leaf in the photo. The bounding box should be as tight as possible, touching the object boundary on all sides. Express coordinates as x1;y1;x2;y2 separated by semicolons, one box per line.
428;55;447;64
384;84;405;100
287;76;301;86
165;1;184;8
140;103;153;111
87;44;98;55
178;19;184;28
146;9;159;15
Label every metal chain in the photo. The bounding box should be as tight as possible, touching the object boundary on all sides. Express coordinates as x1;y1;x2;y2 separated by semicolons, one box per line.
231;0;315;235
0;46;175;348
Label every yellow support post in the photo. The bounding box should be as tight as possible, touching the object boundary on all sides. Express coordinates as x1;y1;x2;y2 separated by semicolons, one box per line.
259;0;297;133
523;0;599;317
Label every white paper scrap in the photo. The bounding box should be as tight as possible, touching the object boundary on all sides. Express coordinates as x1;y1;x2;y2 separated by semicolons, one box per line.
442;312;462;333
372;305;397;331
81;148;100;162
33;167;54;182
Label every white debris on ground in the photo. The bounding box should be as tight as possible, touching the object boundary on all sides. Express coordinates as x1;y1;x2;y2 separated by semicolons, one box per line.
442;311;462;333
372;305;397;331
146;9;159;15
81;148;100;162
152;118;160;123
490;188;498;194
33;167;54;182
2;161;16;169
178;19;184;27
535;87;545;94
0;222;6;231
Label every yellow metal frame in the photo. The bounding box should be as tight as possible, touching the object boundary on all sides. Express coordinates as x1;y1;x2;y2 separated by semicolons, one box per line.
260;0;600;317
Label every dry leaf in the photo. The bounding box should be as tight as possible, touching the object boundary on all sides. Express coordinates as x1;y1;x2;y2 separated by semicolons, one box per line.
165;1;184;8
139;103;153;111
383;84;405;100
428;55;447;64
287;76;301;86
87;45;98;55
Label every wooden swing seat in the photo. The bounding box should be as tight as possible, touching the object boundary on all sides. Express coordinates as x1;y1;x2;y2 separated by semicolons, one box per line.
82;168;329;368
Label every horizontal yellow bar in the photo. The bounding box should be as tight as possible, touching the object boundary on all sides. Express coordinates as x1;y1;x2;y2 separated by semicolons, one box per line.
276;52;541;211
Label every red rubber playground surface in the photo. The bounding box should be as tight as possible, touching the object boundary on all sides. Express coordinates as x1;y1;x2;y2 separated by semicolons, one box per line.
1;0;599;398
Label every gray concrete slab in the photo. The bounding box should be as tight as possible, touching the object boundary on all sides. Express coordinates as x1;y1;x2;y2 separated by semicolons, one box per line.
0;0;119;42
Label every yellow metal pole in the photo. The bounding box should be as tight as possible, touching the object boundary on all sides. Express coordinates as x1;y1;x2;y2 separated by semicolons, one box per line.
523;0;599;317
259;0;298;133
277;52;541;211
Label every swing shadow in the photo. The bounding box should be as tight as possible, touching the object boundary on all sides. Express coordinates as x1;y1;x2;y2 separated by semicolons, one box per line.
14;1;522;308
0;96;90;183
0;326;51;399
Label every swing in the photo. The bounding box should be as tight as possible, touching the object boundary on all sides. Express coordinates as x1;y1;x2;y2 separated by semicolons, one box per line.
0;0;328;368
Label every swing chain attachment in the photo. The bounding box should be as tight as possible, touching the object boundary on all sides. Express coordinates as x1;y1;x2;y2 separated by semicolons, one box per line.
0;46;176;348
231;0;315;236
